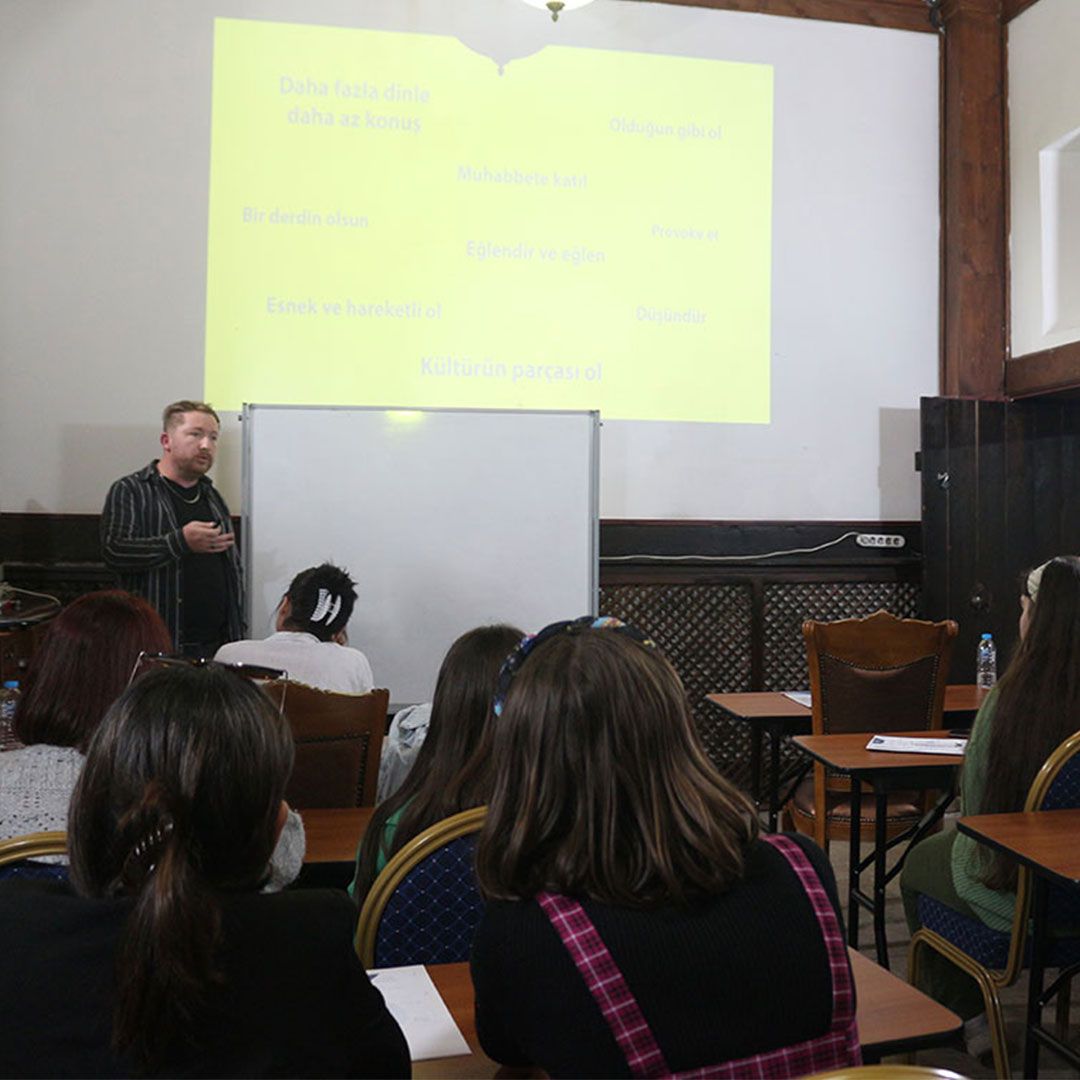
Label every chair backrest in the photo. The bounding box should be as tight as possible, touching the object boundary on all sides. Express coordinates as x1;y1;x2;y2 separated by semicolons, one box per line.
355;806;486;968
803;611;958;736
0;831;68;882
274;683;389;808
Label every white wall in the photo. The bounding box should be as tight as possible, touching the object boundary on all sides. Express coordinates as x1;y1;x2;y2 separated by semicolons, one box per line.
1009;0;1080;358
0;0;939;520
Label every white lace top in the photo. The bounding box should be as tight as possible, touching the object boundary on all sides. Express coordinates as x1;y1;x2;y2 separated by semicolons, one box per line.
0;744;305;889
0;743;83;841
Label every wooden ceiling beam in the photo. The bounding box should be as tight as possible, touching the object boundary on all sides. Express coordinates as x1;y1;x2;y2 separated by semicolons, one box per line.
638;0;937;34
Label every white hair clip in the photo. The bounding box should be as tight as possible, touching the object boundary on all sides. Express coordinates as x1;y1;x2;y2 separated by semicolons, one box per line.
311;588;342;625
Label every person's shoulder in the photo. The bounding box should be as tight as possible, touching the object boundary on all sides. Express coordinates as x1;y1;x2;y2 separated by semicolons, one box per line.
749;832;835;884
226;887;357;942
215;639;260;662
108;462;158;489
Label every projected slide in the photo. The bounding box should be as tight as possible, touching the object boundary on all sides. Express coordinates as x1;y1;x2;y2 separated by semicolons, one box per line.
204;18;773;423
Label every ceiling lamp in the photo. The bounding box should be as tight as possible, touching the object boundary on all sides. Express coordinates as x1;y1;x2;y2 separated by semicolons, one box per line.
520;0;596;22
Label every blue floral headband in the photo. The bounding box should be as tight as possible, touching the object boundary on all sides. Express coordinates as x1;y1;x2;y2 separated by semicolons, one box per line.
492;615;657;717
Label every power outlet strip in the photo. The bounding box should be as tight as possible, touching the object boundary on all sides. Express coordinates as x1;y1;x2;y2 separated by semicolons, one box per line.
856;533;906;549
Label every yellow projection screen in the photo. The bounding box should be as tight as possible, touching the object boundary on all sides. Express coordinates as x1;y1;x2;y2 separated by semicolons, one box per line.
205;18;773;423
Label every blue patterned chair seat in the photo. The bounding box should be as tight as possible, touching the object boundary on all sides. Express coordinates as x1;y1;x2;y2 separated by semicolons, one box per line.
0;862;69;883
372;833;484;967
918;894;1080;971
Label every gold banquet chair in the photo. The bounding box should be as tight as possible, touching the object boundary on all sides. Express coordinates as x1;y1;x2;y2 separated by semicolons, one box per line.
0;831;68;880
356;807;487;968
909;730;1080;1079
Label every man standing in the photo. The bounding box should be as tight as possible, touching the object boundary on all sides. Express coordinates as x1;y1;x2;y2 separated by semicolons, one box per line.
101;401;244;657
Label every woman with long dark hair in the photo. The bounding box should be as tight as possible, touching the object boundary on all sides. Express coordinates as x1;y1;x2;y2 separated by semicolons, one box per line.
0;590;172;842
0;663;409;1077
902;554;1080;1017
350;623;522;902
470;617;859;1078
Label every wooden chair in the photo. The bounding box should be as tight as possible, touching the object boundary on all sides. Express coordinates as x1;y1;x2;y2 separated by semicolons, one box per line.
355;807;486;968
0;830;68;881
273;683;389;809
909;730;1080;1079
789;610;958;849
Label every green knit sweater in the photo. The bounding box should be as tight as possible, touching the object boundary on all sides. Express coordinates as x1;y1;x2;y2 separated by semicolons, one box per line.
950;690;1017;932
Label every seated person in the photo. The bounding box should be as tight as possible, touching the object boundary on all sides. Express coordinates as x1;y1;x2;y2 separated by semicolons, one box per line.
0;663;409;1078
376;701;431;804
902;555;1080;1019
0;590;171;844
216;563;373;694
351;623;522;902
471;617;860;1079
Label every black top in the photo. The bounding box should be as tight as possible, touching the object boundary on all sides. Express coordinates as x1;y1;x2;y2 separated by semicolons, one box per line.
162;477;231;644
471;833;845;1080
100;462;244;646
0;880;410;1079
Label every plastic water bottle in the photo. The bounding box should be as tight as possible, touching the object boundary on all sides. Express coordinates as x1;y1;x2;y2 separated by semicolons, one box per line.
976;634;997;691
0;680;20;745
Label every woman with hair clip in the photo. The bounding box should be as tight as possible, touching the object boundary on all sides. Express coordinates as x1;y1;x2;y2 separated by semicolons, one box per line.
350;623;523;902
470;617;860;1079
902;554;1080;1020
0;589;172;844
0;663;410;1078
216;562;374;694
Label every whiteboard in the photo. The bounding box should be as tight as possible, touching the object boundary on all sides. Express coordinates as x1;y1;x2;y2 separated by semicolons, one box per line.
242;405;598;704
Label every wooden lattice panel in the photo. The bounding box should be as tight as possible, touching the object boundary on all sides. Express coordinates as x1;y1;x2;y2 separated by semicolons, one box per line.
600;583;753;784
762;581;921;691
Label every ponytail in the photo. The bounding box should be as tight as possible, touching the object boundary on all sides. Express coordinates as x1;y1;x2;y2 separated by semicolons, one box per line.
110;783;222;1070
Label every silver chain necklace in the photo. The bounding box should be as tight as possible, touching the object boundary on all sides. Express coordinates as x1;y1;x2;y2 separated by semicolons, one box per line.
165;478;202;505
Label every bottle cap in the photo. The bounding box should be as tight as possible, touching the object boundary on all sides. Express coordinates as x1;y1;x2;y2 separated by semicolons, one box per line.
2;680;18;689
980;633;993;640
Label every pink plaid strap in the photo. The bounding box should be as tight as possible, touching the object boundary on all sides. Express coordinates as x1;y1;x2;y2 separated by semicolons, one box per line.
538;835;860;1079
537;890;670;1078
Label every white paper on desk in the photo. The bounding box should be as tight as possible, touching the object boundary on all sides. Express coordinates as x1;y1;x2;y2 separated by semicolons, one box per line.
865;735;967;756
783;691;812;708
367;964;470;1061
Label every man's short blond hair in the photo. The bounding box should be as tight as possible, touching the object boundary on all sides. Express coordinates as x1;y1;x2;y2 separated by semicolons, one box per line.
162;400;220;432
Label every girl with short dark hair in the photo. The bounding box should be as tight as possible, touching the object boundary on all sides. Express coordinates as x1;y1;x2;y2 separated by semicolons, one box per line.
216;563;374;693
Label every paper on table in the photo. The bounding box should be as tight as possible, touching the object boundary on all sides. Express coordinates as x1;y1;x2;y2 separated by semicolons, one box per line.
783;691;812;708
865;735;967;756
367;965;471;1061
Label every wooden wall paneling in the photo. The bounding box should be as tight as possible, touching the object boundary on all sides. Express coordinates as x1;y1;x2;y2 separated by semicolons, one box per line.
945;398;979;674
920;397;951;622
940;0;1007;398
923;397;1080;682
1060;403;1080;545
971;400;1012;668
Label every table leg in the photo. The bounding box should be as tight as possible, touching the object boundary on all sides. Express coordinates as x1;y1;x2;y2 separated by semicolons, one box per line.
769;727;782;833
848;776;862;949
749;726;762;805
873;784;890;969
1024;875;1049;1078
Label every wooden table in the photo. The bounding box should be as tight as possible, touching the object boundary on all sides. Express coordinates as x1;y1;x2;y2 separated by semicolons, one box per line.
794;730;963;968
413;952;960;1075
958;810;1080;1076
299;807;373;863
707;685;981;831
